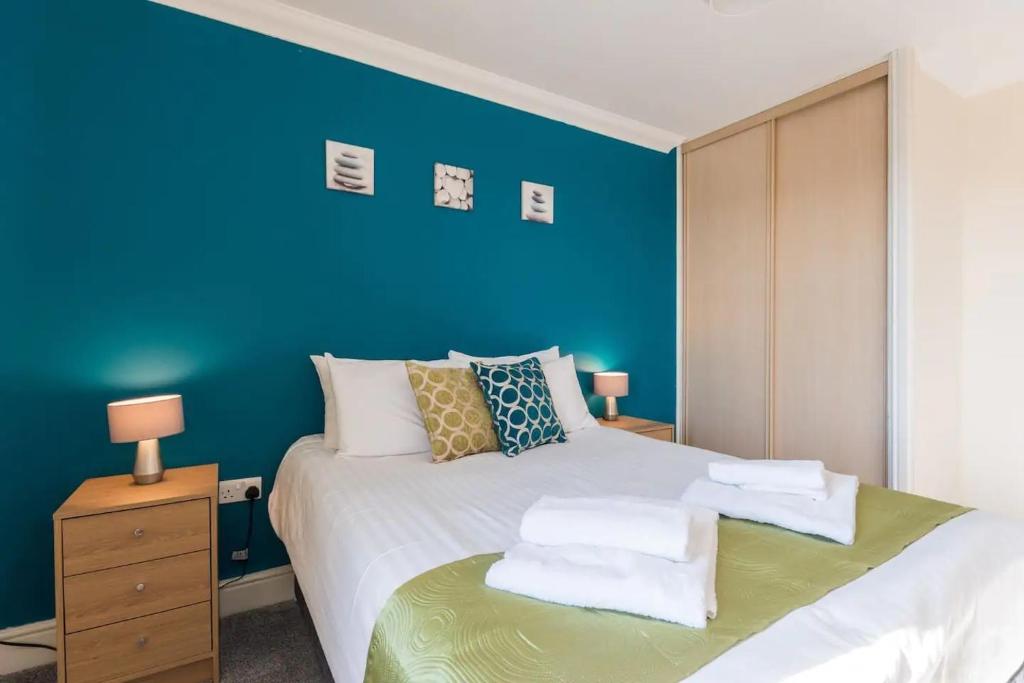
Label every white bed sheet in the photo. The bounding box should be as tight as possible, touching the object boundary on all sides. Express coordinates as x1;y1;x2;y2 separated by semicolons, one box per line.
268;428;1024;683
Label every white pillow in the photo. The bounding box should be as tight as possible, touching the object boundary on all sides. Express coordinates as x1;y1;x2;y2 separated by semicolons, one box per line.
310;355;338;449
327;356;457;456
311;353;379;450
542;354;599;433
448;346;560;365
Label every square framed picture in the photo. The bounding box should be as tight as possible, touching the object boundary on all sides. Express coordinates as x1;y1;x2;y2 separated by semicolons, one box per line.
326;140;374;195
434;163;474;211
521;181;554;223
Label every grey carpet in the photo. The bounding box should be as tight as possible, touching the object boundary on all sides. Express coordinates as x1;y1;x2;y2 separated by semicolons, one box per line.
1;602;331;683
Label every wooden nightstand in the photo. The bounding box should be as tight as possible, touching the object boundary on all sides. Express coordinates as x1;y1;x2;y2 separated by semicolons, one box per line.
53;465;219;683
598;416;676;443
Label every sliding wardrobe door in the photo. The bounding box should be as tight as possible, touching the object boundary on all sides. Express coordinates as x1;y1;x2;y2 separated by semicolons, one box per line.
772;78;887;484
684;124;770;459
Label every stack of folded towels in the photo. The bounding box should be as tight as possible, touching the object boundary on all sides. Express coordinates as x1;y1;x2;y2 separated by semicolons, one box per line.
681;459;859;545
485;496;719;628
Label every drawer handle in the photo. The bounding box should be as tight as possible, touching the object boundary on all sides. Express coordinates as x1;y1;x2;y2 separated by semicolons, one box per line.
136;635;148;648
135;583;145;593
133;528;144;538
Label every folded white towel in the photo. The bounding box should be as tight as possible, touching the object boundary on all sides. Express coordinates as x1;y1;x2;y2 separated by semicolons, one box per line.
487;508;720;627
681;472;858;545
708;459;827;490
520;495;693;561
739;482;828;502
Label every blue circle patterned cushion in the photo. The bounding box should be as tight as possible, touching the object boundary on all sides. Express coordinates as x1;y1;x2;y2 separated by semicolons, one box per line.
471;357;567;457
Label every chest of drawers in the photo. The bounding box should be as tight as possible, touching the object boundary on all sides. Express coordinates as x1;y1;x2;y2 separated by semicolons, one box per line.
53;465;219;683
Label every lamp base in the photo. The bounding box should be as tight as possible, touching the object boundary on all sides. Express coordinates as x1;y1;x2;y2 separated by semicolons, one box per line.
603;396;620;421
133;438;165;485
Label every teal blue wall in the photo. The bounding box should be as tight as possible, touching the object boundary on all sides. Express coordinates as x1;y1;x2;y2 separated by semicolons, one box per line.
0;1;676;627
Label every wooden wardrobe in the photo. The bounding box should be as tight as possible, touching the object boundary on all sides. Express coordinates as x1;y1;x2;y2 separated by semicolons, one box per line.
682;64;888;485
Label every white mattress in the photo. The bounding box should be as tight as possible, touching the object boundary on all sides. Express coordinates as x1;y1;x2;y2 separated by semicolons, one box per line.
268;428;1024;683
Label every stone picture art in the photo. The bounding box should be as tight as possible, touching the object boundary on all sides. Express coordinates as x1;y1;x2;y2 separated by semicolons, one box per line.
434;163;474;211
325;140;374;195
521;181;554;223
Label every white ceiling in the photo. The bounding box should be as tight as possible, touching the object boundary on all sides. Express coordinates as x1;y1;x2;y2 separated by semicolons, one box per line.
160;0;1024;149
278;0;1023;143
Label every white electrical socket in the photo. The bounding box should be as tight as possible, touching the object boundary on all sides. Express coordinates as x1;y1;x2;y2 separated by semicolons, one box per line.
219;477;262;505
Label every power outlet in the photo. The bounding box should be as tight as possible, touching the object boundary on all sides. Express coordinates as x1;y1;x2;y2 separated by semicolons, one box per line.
219;477;262;505
231;549;249;561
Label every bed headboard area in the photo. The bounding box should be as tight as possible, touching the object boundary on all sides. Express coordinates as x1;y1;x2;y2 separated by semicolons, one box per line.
1;1;675;627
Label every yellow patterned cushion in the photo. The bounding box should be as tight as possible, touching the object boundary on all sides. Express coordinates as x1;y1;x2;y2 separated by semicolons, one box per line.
405;363;500;462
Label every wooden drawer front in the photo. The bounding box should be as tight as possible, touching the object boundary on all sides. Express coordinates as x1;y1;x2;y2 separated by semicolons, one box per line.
63;499;209;576
134;658;214;683
65;602;211;683
64;550;211;633
642;427;675;442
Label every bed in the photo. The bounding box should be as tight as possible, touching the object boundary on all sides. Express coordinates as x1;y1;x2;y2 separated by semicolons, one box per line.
269;426;1024;682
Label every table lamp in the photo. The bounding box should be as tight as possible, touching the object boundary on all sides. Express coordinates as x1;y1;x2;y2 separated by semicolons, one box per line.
593;372;628;421
107;394;185;485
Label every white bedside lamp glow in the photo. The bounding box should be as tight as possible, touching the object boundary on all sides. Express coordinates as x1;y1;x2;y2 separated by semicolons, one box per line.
107;394;184;485
593;372;629;421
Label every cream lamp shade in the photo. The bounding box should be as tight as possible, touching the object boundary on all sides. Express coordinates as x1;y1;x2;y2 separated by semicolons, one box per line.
593;372;628;421
108;394;184;443
594;372;629;397
107;394;184;485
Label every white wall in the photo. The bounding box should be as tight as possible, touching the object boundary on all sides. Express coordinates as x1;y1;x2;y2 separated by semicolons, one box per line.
906;55;1024;518
906;62;966;503
960;82;1024;517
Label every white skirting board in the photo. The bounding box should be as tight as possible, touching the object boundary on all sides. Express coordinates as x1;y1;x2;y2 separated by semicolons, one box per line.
218;564;295;618
0;564;295;676
0;618;55;676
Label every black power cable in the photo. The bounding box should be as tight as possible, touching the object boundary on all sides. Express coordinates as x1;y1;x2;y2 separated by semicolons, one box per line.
219;485;259;590
0;640;56;651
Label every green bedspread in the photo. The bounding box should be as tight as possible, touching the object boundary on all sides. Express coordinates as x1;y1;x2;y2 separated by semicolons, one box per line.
365;486;968;683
